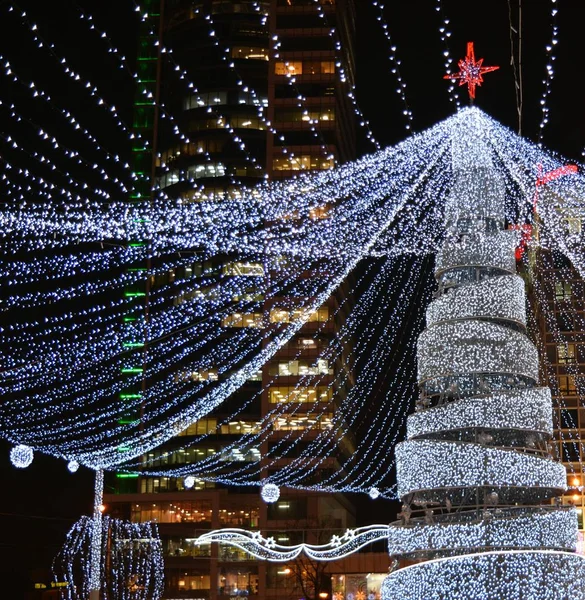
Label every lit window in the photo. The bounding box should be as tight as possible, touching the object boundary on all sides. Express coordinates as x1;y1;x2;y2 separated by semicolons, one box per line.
555;281;572;301
273;155;334;172
183;91;227;110
557;343;576;363
271;359;332;376
269;386;332;403
275;61;303;75
231;46;269;61
223;261;264;276
558;375;577;395
222;313;264;328
309;205;330;219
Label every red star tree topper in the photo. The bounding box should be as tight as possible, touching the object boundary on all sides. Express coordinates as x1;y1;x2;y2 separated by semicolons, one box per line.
444;42;499;100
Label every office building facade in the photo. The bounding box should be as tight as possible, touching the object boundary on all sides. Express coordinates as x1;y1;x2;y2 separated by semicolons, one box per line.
105;1;371;598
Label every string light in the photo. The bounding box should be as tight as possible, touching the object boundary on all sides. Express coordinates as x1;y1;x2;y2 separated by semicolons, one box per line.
1;102;584;498
53;515;164;600
381;551;585;600
434;0;460;107
188;108;585;600
369;2;413;131
537;0;560;144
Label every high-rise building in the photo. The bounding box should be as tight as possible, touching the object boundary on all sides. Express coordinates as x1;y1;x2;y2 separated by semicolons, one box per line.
104;2;381;599
526;199;585;537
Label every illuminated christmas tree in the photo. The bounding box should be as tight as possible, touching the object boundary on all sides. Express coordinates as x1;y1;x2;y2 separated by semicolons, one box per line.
381;107;585;600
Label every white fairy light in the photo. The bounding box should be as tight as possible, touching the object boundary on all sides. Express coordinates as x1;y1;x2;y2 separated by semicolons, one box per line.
369;487;380;500
395;439;567;500
426;275;526;327
406;388;553;439
537;0;561;144
183;475;195;489
67;460;80;473
10;444;34;468
417;320;539;384
260;483;280;503
194;525;391;562
0;91;583;509
434;0;460;107
387;507;577;556
54;515;164;600
381;551;585;600
368;1;413;131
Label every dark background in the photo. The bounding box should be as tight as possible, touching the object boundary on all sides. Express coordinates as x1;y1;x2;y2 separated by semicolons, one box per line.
2;0;585;596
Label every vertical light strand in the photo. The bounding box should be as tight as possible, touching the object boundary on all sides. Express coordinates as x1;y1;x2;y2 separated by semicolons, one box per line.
537;0;559;144
89;469;104;600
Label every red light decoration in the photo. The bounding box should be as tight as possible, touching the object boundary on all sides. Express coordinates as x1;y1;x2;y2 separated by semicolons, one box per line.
509;224;533;260
444;42;499;100
533;163;578;211
514;163;578;260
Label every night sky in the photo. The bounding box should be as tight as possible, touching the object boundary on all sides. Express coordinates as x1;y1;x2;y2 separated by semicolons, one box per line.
1;0;585;596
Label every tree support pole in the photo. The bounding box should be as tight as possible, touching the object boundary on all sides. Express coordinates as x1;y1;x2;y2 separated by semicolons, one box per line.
89;469;104;600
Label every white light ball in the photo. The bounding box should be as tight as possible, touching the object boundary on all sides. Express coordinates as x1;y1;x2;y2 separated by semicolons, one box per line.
261;483;280;503
184;475;196;489
369;487;380;500
67;460;80;473
10;444;34;469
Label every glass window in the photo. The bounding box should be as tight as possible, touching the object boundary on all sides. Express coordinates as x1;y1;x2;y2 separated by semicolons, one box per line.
164;538;211;558
269;385;332;403
160;140;226;164
218;545;256;561
275;61;303;75
555;281;572;301
271;413;334;431
219;421;261;434
558;375;577;395
331;573;386;600
223;261;265;276
231;46;269;60
219;507;259;528
274;108;335;123
238;91;269;107
178;418;218;436
303;60;335;75
560;408;579;429
187;162;226;180
177;369;218;382
273;154;334;171
183;91;228;110
269;359;332;376
269;306;329;323
230;115;266;129
557;343;576;363
175;573;210;591
222;312;264;328
218;446;261;463
267;498;307;519
131;501;213;524
218;568;259;595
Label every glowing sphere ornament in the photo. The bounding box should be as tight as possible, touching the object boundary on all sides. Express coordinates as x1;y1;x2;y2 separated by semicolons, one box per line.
184;475;195;489
68;460;80;473
10;444;34;469
369;487;381;500
260;483;280;503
